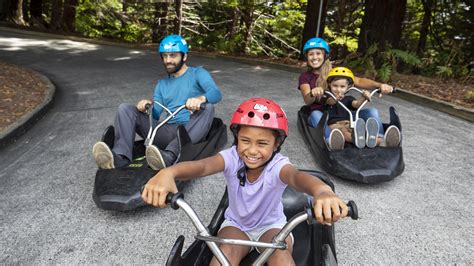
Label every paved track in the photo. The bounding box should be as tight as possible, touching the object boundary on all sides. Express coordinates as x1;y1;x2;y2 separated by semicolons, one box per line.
0;30;473;264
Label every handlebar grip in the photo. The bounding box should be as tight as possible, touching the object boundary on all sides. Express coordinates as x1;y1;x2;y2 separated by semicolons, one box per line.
199;103;207;110
347;200;358;220
145;103;152;110
166;192;184;210
392;87;399;93
306;200;358;224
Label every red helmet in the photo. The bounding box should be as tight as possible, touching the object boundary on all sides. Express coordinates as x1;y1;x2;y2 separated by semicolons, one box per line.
230;98;288;137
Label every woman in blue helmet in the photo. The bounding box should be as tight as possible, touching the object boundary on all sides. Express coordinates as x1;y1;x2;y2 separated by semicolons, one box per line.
298;37;394;148
92;34;222;170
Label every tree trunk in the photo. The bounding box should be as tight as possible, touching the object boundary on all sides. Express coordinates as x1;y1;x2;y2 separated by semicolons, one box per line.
121;0;128;29
241;2;255;54
174;0;182;35
416;0;433;57
50;0;62;30
300;0;328;60
29;0;43;27
61;0;78;32
226;6;239;40
4;0;26;25
152;2;169;42
22;0;29;24
358;0;407;53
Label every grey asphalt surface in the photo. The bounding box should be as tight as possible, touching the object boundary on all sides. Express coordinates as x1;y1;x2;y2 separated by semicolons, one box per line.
1;30;473;264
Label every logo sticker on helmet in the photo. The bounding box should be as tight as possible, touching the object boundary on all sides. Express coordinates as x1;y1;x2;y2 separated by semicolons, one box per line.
253;104;268;111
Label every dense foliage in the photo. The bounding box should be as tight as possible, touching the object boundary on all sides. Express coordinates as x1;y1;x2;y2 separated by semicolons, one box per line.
1;0;472;83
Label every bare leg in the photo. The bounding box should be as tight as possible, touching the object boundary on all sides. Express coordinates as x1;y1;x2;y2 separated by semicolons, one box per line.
340;127;353;144
258;228;294;266
209;226;251;266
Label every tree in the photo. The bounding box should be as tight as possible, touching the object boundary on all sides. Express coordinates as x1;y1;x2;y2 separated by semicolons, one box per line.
174;0;182;35
50;0;62;30
152;2;169;42
416;0;433;57
300;0;327;59
61;0;78;32
240;0;256;54
29;0;44;27
2;0;26;25
358;0;407;52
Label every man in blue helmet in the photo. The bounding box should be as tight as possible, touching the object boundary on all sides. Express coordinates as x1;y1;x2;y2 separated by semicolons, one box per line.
92;34;222;170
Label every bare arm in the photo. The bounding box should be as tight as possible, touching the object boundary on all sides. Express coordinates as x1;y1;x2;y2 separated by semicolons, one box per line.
141;154;225;208
354;76;393;94
280;164;348;224
299;84;325;105
351;91;371;109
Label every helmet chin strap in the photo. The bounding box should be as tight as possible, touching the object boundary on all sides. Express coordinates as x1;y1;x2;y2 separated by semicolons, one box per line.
235;138;284;187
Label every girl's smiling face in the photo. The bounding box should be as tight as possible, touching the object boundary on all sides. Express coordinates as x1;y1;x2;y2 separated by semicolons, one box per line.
236;125;278;170
306;48;326;69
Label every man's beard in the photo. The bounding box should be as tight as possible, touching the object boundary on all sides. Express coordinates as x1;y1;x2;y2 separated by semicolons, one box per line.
164;60;185;74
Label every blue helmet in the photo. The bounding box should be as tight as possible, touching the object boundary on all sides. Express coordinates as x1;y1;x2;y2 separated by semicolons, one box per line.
303;37;330;56
159;35;189;53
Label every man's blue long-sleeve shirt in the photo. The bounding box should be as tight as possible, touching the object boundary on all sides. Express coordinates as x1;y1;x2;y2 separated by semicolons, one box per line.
152;66;222;124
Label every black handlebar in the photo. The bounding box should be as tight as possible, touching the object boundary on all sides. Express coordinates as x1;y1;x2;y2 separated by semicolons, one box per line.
166;191;358;222
347;200;358;220
306;200;358;224
166;192;184;210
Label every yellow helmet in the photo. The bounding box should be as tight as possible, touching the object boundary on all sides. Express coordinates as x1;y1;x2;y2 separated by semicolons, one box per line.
327;67;355;85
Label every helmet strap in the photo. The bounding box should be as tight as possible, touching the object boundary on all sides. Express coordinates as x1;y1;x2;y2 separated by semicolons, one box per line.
233;135;285;187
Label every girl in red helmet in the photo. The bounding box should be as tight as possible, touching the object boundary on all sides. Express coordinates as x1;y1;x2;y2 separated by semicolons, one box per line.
142;98;349;265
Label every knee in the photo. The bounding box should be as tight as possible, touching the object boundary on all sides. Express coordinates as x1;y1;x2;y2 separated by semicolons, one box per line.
267;250;295;266
308;111;323;127
202;103;215;116
117;103;136;115
363;107;380;118
219;244;245;264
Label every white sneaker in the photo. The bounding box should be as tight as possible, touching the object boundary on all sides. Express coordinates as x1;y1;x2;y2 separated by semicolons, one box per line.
352;118;366;149
365;117;380;148
92;142;114;169
328;129;345;151
146;145;167;171
384;126;401;147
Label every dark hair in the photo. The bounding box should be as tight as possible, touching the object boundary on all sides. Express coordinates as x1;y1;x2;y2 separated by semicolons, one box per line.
327;76;352;87
231;125;285;152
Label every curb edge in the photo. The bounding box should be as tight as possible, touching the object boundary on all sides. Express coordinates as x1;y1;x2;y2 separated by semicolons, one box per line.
0;69;56;147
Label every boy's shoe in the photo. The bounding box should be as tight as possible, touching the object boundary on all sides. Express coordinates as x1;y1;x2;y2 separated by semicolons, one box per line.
352;118;366;149
328;129;345;151
92;142;114;169
146;145;168;171
365;117;380;148
384;125;401;147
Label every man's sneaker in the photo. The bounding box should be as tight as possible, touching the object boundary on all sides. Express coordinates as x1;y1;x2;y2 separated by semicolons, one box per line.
384;125;401;147
365;117;380;148
328;129;345;151
92;142;114;169
352;118;366;149
146;145;167;171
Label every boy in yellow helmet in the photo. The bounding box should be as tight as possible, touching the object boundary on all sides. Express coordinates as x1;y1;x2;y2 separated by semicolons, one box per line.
323;67;401;150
